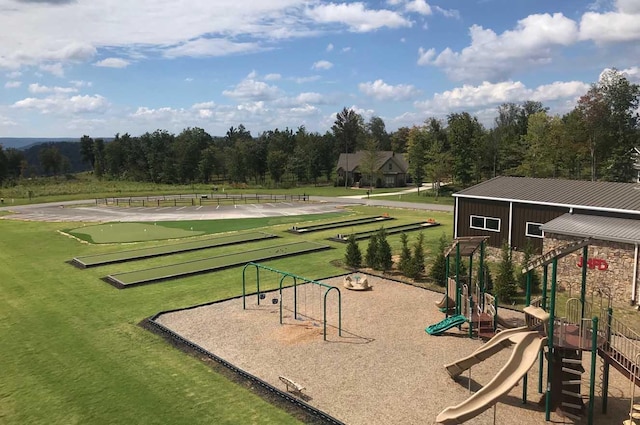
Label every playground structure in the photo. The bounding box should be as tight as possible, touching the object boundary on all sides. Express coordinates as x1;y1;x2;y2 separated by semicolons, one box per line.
432;236;640;425
241;262;342;341
426;236;501;338
343;274;370;291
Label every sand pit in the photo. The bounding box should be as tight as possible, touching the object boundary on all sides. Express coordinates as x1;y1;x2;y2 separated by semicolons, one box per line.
153;274;633;425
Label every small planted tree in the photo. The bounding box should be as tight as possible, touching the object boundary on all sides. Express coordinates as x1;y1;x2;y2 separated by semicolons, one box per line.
429;232;449;287
365;232;379;269
398;232;412;274
477;262;494;293
405;232;426;279
376;227;393;272
494;241;517;303
518;241;541;294
344;234;362;268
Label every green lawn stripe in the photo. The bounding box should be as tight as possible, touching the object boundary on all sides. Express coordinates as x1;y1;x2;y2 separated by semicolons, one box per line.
72;232;276;267
107;241;331;287
292;215;393;233
331;221;441;242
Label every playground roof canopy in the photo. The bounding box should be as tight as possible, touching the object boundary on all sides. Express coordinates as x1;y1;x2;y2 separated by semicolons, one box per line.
542;213;640;245
444;236;489;257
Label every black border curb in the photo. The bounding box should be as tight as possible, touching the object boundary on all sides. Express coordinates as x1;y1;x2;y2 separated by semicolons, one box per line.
286;215;394;234
328;221;441;243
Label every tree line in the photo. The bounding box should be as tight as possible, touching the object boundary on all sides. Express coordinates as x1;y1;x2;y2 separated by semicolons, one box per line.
0;69;637;187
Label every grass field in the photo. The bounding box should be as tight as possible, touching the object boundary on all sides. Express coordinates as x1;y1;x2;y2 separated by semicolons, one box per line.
67;212;347;243
72;231;277;267
107;241;332;287
0;204;453;424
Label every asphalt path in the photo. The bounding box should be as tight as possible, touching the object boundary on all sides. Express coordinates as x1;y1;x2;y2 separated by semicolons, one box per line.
0;195;453;223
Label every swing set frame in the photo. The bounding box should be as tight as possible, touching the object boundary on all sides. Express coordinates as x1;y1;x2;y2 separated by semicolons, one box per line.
241;262;342;341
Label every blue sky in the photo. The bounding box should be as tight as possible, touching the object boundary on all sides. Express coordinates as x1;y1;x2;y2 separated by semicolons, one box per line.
1;0;639;137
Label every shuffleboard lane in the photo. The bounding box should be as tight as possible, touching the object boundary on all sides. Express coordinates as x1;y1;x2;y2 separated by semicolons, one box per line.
287;215;394;234
104;241;331;289
71;231;277;268
328;221;441;243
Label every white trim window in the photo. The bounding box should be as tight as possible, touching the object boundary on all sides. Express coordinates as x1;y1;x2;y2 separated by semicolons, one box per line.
470;215;501;232
525;222;543;238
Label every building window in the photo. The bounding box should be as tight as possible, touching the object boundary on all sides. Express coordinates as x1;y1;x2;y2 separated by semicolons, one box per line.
525;222;543;238
469;215;501;232
388;163;393;170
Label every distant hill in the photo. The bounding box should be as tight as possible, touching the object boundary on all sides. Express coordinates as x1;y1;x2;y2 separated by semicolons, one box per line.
22;141;92;174
0;137;80;150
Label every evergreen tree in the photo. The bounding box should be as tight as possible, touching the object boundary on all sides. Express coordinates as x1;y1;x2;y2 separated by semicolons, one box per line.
518;242;541;294
405;232;426;279
494;241;517;303
398;232;412;274
376;227;393;272
429;233;449;287
365;232;379;269
477;262;494;293
344;234;362;268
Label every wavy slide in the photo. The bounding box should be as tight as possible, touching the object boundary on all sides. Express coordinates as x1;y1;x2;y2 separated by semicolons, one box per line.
444;326;530;378
425;314;467;336
436;331;547;424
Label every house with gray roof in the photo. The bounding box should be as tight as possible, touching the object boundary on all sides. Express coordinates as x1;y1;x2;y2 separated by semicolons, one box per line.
336;151;408;188
453;176;640;305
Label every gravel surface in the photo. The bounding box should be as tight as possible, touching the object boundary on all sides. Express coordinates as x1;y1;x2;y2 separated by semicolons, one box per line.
155;274;632;425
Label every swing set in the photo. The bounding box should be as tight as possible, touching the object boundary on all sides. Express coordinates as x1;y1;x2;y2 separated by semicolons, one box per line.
241;262;342;341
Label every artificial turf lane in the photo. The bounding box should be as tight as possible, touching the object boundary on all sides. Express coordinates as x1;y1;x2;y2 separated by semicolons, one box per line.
71;232;277;268
288;215;393;233
106;241;331;288
328;221;441;242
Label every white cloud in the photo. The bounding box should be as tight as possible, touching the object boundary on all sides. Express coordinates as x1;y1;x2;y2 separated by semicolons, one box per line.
28;83;78;94
326;43;334;52
39;63;65;77
294;75;321;84
312;60;333;70
405;0;432;16
0;114;17;127
306;2;411;32
579;3;640;43
421;13;579;82
433;6;460;19
342;47;352;53
192;101;215;109
295;92;325;103
163;38;262;58
620;66;640;83
0;1;318;69
264;73;281;81
414;79;588;114
94;57;130;68
416;47;435;65
70;80;92;87
359;79;419;101
222;74;281;101
5;81;21;89
12;94;109;114
6;71;22;79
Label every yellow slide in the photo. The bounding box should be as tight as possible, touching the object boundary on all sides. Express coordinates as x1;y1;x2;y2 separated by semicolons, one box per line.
444;326;530;378
436;331;547;424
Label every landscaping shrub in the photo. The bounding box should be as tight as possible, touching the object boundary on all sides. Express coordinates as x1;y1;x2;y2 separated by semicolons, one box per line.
344;234;362;268
494;241;517;303
429;232;449;287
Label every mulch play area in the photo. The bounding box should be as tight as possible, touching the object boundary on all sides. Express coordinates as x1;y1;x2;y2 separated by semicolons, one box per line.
152;274;632;425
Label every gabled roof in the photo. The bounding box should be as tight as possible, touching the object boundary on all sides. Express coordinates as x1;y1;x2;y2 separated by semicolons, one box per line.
454;176;640;215
542;213;640;244
336;151;408;173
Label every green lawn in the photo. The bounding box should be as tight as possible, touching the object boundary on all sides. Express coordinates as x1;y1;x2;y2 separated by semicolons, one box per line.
72;231;277;267
0;205;453;424
67;212;346;243
107;241;331;287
